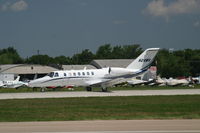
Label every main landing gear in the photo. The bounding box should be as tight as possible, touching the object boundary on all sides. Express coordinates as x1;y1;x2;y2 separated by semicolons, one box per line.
101;87;108;92
85;86;108;92
86;86;92;91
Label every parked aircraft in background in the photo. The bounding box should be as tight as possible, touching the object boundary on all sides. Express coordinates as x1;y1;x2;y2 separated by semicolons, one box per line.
127;78;154;86
28;48;160;91
1;76;28;88
0;81;4;87
148;76;166;86
164;78;189;86
191;77;200;84
148;76;190;86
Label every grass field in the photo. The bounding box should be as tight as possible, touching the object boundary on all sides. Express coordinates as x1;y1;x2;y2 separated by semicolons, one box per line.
0;95;200;122
0;84;200;93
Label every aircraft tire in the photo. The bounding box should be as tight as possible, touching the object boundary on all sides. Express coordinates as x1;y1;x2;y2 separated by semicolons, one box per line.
101;87;108;92
41;88;45;92
86;86;92;91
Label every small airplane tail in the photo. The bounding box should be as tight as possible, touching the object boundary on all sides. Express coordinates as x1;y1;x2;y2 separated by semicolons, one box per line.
15;76;20;82
126;48;160;70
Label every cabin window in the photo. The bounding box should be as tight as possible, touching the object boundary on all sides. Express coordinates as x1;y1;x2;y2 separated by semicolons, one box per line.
68;73;72;77
47;72;54;78
78;72;81;76
82;72;85;76
64;73;67;77
91;72;94;75
54;72;59;77
87;72;90;75
73;73;76;76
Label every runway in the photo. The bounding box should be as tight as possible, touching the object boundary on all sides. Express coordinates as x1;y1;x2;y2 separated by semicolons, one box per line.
0;120;199;133
0;89;200;99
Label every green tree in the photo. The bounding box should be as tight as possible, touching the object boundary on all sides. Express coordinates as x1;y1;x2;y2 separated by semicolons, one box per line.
0;47;23;64
95;44;142;59
121;44;142;59
0;53;13;64
96;44;112;59
54;56;71;65
157;49;190;78
187;49;200;76
26;55;55;65
111;45;124;59
71;49;94;64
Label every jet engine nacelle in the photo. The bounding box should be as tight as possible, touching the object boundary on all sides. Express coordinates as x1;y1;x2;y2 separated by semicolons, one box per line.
108;67;133;76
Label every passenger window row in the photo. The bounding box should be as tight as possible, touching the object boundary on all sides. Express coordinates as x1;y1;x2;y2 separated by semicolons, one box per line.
63;71;94;77
48;71;95;78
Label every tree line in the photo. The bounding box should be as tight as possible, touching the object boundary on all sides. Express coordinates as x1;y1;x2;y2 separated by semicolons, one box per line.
0;44;200;78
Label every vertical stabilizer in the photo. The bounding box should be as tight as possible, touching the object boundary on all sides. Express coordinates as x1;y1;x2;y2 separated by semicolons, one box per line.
15;76;20;82
126;48;159;70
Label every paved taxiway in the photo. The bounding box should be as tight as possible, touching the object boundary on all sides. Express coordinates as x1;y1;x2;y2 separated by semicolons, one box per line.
0;120;199;133
0;89;200;99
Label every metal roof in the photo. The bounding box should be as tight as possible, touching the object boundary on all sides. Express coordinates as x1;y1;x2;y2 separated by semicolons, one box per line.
0;64;58;74
90;59;134;69
62;65;96;70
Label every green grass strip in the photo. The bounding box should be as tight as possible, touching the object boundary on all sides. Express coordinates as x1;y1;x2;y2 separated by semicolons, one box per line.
0;95;200;122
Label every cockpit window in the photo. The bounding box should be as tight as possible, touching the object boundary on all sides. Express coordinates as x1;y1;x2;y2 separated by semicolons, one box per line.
47;72;54;78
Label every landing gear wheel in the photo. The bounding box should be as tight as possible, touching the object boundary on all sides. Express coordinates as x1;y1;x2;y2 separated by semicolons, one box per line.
101;87;108;92
86;86;92;91
40;88;45;92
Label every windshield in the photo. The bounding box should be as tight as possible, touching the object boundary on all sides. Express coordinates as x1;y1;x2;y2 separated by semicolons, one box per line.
47;72;54;78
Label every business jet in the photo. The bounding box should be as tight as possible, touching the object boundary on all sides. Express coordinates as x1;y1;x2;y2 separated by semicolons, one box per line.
28;48;160;92
2;76;28;88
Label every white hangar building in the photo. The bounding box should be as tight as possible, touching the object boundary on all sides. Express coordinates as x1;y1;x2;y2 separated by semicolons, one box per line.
0;64;58;81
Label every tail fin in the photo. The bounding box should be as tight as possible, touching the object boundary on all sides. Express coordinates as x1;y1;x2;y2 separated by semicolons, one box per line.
15;76;20;81
126;48;159;70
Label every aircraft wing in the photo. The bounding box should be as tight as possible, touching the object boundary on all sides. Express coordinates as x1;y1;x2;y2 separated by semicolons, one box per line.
85;79;106;86
85;76;137;87
85;77;130;87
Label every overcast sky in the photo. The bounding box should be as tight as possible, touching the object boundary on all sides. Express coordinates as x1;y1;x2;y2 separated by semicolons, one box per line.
0;0;200;57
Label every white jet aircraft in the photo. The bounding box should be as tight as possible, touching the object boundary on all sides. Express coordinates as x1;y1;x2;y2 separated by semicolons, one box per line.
0;81;4;87
28;48;160;91
2;76;28;88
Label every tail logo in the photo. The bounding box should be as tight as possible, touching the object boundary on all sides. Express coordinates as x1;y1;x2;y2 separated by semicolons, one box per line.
138;59;151;62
